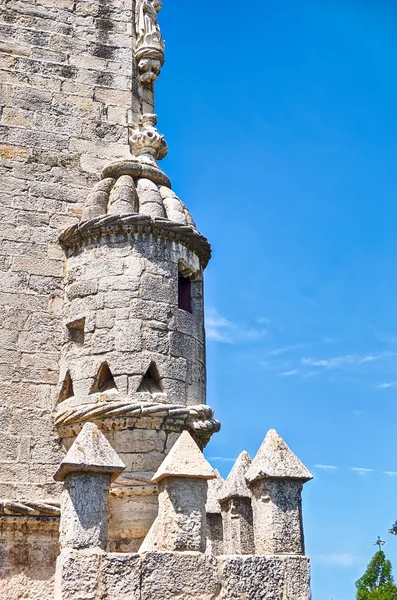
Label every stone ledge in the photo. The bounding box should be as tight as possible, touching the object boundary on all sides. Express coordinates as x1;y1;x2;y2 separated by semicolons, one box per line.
59;214;212;269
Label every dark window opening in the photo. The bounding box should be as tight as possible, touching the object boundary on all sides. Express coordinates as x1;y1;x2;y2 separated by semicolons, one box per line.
137;362;163;394
178;274;192;313
67;318;85;346
90;362;117;394
58;370;74;403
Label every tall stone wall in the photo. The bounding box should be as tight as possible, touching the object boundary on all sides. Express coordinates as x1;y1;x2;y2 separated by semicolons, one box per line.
0;0;141;595
0;0;139;503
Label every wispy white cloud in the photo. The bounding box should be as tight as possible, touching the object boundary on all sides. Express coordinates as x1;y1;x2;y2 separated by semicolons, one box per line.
378;382;397;389
267;344;306;357
205;308;267;344
207;456;237;463
205;310;234;342
315;464;338;471
314;553;362;567
280;370;299;377
351;467;374;476
382;471;397;476
301;353;394;370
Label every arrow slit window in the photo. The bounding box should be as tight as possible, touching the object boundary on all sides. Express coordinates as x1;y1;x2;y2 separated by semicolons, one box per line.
178;274;192;313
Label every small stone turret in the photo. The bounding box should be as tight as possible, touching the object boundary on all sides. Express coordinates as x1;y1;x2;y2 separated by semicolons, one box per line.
54;422;125;551
219;451;254;555
245;429;312;555
151;431;216;552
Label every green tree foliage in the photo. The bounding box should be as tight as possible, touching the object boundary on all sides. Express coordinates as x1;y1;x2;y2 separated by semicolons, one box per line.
356;551;397;600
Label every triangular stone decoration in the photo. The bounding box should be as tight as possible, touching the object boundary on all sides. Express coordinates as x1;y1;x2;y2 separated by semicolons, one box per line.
245;429;313;484
58;370;74;403
219;451;252;503
137;361;163;394
54;422;125;482
90;362;117;394
152;431;216;483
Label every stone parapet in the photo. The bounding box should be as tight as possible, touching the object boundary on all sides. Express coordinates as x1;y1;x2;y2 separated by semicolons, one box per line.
55;550;311;600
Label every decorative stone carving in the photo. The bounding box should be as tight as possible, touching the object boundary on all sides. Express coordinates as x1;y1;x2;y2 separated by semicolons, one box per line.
55;401;220;449
59;213;212;269
136;0;165;85
0;500;60;517
129;114;168;164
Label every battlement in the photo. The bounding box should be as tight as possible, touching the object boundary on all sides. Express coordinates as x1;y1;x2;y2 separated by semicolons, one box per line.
52;425;312;599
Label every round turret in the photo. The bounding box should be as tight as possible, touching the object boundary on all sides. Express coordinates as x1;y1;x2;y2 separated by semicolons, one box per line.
55;116;219;551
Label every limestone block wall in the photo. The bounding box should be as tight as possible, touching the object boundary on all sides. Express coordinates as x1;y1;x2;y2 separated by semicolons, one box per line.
0;0;140;503
0;519;59;600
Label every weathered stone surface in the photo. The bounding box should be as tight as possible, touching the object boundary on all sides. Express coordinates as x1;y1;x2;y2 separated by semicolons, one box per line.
219;451;252;503
250;478;305;555
219;555;311;600
0;1;313;599
205;469;224;555
219;451;254;554
141;552;220;600
54;548;102;600
206;469;223;514
221;496;255;555
245;430;311;555
54;422;125;483
60;471;111;550
101;553;141;600
152;431;216;483
156;477;208;551
245;429;312;483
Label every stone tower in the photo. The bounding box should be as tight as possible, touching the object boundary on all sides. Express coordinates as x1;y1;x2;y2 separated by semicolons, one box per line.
0;1;313;599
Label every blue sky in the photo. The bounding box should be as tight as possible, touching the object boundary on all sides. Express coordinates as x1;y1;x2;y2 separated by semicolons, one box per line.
156;2;397;598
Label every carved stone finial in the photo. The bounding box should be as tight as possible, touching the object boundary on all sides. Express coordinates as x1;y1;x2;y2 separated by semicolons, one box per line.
129;113;168;165
219;451;254;555
152;430;216;483
135;0;165;86
151;432;216;552
54;422;125;483
219;451;252;503
245;429;312;484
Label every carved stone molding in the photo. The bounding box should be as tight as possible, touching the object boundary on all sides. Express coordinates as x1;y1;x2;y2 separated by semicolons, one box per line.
129;114;168;164
135;0;165;85
55;401;220;448
59;213;212;269
0;501;60;533
101;159;171;188
0;500;60;517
